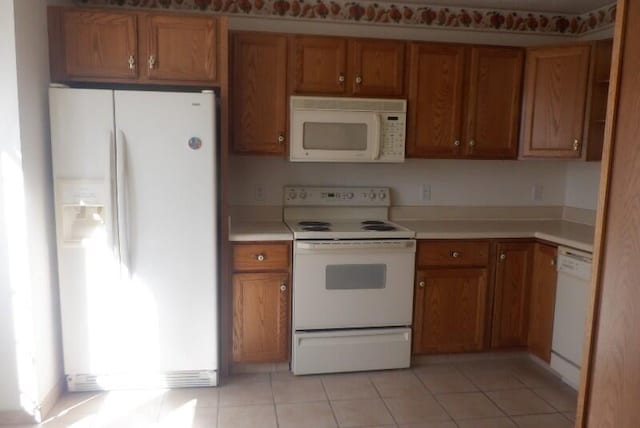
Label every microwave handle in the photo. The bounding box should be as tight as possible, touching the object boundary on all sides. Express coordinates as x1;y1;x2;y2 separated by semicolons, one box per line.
371;113;382;160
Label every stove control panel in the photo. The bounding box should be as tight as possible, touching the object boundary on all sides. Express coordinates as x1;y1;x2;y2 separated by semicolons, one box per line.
284;186;391;206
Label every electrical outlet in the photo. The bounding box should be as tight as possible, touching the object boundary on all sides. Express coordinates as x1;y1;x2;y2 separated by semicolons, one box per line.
532;184;544;202
420;184;431;202
254;184;265;202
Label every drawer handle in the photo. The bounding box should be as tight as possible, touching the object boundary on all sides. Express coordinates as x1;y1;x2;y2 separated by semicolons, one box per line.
418;280;425;288
280;282;287;292
500;253;506;261
128;55;136;70
450;251;461;258
256;254;265;261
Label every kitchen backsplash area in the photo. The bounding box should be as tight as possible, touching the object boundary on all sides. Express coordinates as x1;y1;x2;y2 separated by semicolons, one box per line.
230;156;601;211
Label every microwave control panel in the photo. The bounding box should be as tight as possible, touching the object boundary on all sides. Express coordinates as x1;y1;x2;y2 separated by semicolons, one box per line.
380;114;406;159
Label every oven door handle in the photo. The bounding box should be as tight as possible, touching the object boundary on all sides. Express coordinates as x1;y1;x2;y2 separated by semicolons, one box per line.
296;240;415;251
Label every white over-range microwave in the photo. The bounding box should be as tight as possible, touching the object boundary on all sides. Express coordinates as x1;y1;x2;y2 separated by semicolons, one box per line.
289;96;407;163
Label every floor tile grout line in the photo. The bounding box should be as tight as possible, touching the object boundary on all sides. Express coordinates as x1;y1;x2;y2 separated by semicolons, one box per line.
269;371;281;428
528;384;578;414
320;376;341;428
368;372;401;427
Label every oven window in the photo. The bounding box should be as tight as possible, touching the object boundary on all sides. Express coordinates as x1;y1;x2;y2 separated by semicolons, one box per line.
303;123;367;150
325;264;386;290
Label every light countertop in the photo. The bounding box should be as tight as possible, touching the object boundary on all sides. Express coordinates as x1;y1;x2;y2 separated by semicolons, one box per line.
396;219;594;252
228;218;594;252
229;220;293;241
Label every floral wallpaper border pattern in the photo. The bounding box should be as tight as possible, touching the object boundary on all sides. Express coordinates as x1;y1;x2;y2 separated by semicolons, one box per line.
77;0;616;36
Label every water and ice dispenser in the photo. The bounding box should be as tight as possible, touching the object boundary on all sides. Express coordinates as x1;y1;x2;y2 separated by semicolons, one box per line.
56;179;109;246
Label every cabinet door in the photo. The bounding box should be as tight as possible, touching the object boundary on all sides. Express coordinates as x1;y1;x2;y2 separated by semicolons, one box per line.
521;45;591;158
290;36;348;95
232;272;290;363
528;243;558;362
464;47;523;159
413;268;488;354
585;39;613;162
406;43;465;157
350;39;405;96
231;33;287;155
61;10;138;80
492;242;534;348
143;14;217;83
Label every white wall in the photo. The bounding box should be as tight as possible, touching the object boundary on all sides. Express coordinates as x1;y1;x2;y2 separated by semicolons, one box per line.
230;156;568;206
14;0;63;408
0;0;24;412
565;161;602;210
0;0;62;420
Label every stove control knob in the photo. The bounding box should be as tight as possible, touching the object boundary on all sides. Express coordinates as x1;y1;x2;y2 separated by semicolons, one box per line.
346;192;354;199
299;191;307;200
369;192;377;199
379;191;387;200
288;192;297;200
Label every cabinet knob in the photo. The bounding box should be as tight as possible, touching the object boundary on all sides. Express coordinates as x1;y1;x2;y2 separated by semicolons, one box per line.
256;254;265;261
499;253;506;261
469;139;476;148
451;251;461;258
573;139;581;152
355;75;363;85
128;55;136;70
148;55;156;70
551;258;556;266
418;281;425;288
277;133;285;144
454;139;461;147
338;73;345;84
280;282;287;292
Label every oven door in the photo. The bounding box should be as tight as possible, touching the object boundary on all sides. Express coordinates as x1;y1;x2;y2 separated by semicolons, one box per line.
293;239;416;330
290;110;381;162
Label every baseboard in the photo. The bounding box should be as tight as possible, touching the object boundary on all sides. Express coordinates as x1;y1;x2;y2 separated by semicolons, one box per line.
39;376;65;421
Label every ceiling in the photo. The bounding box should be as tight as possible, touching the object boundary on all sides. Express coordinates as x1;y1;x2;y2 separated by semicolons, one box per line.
386;0;612;14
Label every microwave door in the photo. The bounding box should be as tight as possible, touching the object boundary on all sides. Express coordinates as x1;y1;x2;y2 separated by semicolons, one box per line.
290;110;378;162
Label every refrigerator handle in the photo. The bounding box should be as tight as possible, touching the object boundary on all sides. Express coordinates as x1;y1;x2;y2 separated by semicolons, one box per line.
108;131;121;261
116;130;131;276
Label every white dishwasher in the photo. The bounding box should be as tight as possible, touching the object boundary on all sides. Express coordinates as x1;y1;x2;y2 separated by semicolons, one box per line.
551;246;593;388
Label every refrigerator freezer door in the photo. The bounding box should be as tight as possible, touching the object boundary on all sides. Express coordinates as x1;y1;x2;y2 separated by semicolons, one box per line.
49;88;121;375
114;90;217;373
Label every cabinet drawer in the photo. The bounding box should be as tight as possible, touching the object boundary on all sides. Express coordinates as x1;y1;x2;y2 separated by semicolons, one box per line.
417;240;490;267
233;243;290;271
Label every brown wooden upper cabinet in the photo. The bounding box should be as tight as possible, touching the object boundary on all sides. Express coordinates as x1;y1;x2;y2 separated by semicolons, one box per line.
584;39;613;161
141;14;217;83
407;43;523;159
290;35;405;97
52;9;139;81
48;7;221;85
491;242;534;349
520;45;591;158
231;32;287;155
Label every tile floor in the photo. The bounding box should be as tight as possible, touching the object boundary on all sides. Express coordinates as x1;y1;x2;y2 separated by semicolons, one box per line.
7;357;577;428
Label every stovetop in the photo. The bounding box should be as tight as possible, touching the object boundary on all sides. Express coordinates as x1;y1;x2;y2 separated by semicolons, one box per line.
285;219;415;240
283;186;416;239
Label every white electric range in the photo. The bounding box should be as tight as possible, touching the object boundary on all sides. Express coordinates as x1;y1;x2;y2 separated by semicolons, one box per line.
284;186;416;375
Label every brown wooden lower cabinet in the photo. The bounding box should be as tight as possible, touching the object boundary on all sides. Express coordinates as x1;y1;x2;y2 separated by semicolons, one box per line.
413;267;489;353
491;242;534;348
528;243;558;362
232;272;290;363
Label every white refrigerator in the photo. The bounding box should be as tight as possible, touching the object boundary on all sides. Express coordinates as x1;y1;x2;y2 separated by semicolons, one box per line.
49;87;218;391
